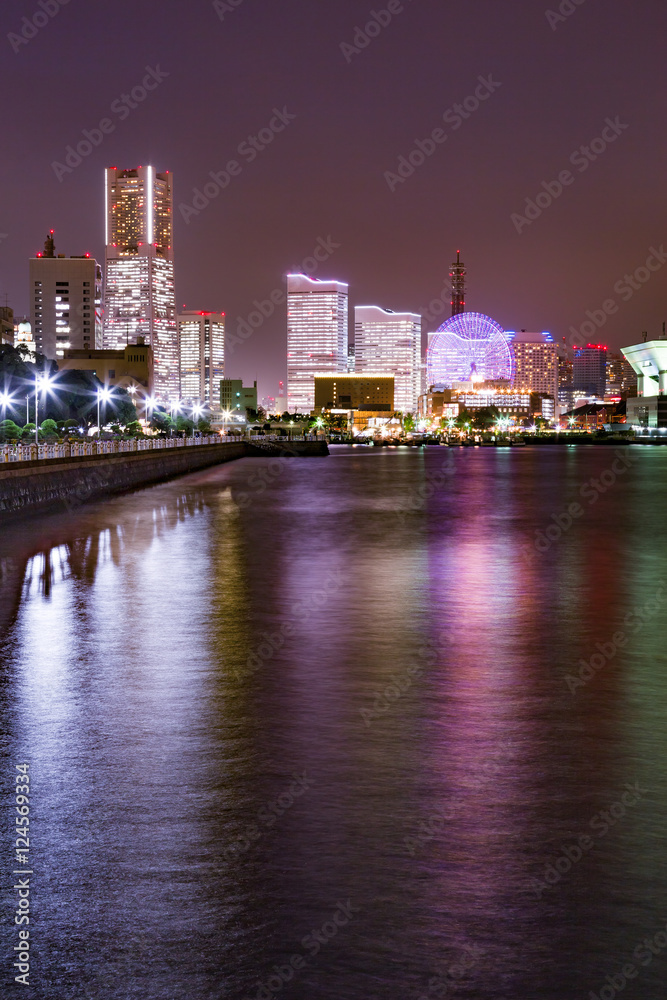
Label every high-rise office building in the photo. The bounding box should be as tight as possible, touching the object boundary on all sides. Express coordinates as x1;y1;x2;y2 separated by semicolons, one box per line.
177;311;225;404
354;306;421;413
510;330;558;401
29;231;103;359
104;166;177;399
287;274;348;413
573;344;607;398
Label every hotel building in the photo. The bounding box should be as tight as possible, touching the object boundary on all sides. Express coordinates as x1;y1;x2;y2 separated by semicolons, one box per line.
354;306;421;413
103;166;177;399
178;311;225;404
509;331;558;401
287;274;348;413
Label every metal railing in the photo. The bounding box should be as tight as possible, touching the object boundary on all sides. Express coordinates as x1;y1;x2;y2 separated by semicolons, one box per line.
0;436;227;464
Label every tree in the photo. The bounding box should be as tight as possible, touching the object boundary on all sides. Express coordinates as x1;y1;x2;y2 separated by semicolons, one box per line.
21;423;36;440
40;418;59;439
107;388;137;427
150;410;175;435
455;407;471;430
175;415;194;435
402;413;416;433
472;407;499;430
0;419;21;442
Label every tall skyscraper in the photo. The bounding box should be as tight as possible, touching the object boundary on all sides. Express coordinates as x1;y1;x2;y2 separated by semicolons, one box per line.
354;306;421;413
287;274;348;413
29;231;103;359
573;344;607;398
177;311;225;404
510;330;558;401
104;166;177;399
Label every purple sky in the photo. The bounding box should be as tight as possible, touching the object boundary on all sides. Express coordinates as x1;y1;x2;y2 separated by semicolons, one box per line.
1;0;665;398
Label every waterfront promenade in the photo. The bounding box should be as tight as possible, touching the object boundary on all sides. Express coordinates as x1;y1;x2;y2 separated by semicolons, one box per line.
0;435;327;518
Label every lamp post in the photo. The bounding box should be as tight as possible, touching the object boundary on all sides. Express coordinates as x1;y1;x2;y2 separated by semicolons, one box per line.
145;396;156;429
0;391;13;418
192;403;203;437
97;387;113;437
34;373;54;446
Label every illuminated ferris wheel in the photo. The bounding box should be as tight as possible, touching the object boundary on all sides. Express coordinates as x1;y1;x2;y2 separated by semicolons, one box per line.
426;312;514;387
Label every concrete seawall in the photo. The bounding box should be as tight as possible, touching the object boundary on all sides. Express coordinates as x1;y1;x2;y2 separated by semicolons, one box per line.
0;439;328;519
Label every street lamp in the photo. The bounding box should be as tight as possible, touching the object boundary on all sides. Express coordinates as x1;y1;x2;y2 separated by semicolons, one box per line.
34;373;55;445
145;396;156;428
221;408;232;438
192;404;203;436
97;387;114;437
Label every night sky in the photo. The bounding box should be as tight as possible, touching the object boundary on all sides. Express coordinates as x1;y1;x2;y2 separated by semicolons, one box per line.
1;0;665;398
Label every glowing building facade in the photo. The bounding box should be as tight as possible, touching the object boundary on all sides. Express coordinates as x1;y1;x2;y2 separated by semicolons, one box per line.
29;232;103;359
177;311;225;404
287;274;348;413
104;166;177;399
426;312;514;389
573;344;607;398
509;331;558;400
354;306;421;413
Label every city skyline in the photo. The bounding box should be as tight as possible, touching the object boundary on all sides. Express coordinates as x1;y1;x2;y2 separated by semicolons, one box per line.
1;0;664;399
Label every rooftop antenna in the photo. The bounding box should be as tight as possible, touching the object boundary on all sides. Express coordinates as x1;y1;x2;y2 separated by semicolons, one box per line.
450;250;466;316
44;230;55;258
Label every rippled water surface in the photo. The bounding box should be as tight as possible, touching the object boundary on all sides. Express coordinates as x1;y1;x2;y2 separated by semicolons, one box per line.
1;445;667;999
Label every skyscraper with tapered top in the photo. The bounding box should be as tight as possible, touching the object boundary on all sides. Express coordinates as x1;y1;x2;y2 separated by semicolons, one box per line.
103;166;177;399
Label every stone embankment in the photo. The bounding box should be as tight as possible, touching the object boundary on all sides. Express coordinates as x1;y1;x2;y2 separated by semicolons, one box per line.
0;437;327;519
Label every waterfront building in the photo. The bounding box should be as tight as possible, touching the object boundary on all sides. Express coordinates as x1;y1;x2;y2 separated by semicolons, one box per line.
29;231;103;358
178;311;225;404
313;373;394;413
59;340;153;407
220;379;258;417
573;344;607;398
287;274;348;413
454;389;532;420
561;403;616;430
622;339;667;427
104;166;177;399
509;330;558;401
417;388;459;421
426;312;514;388
354;306;421;414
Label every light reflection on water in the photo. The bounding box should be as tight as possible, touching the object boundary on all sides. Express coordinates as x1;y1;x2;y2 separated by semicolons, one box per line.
0;447;666;999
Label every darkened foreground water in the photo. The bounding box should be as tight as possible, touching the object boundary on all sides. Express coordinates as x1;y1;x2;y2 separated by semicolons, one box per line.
1;445;667;999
